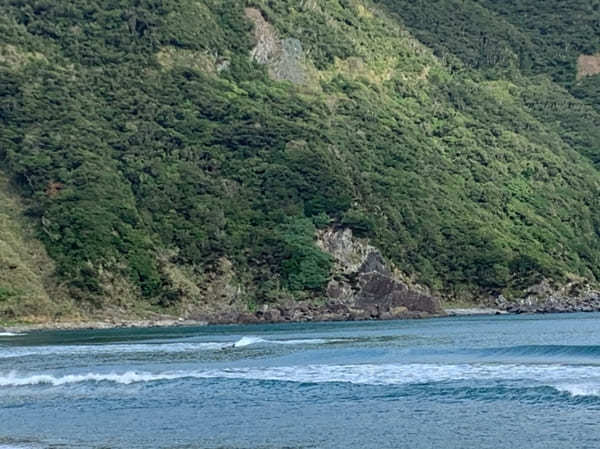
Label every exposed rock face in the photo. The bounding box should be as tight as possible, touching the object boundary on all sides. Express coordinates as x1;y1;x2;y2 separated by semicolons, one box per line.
193;228;442;324
159;227;441;325
318;227;372;274
245;8;306;84
245;8;278;64
318;227;443;319
356;272;441;315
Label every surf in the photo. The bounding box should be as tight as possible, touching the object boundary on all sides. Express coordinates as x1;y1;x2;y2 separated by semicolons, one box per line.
3;363;600;396
0;336;341;359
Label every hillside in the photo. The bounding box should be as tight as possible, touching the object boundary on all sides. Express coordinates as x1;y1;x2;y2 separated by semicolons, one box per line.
1;0;600;323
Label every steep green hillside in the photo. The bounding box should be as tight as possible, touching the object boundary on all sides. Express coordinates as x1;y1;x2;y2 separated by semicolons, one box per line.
1;0;600;321
0;171;73;321
378;0;600;162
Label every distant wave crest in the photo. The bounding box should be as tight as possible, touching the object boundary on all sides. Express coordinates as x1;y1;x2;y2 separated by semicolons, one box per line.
0;371;185;386
0;336;340;359
475;345;600;359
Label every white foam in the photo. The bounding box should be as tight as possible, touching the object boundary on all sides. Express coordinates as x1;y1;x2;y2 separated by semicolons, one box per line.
231;336;337;347
273;338;339;345
553;383;600;397
0;342;228;359
0;371;184;386
0;332;24;337
232;336;265;347
196;363;600;386
3;363;600;388
0;336;338;359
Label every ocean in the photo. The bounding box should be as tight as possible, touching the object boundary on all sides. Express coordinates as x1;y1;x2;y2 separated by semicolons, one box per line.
2;313;600;449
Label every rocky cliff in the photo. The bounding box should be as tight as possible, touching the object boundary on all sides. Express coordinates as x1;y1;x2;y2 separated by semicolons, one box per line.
318;228;441;318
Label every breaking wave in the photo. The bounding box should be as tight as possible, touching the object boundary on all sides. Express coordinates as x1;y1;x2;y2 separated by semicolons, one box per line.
0;371;186;386
0;336;341;359
552;383;600;397
231;336;336;347
2;363;600;397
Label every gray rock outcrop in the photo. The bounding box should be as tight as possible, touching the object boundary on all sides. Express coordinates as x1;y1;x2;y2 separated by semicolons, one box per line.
317;227;443;319
245;8;306;84
493;279;600;314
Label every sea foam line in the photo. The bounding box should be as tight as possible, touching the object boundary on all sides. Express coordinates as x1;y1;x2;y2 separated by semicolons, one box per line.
0;371;183;386
3;363;600;393
0;336;340;359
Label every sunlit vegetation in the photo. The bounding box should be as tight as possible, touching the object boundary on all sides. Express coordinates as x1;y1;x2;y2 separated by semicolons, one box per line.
0;0;599;314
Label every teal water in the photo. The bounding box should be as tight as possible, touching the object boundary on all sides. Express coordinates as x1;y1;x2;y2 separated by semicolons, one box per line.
2;313;600;449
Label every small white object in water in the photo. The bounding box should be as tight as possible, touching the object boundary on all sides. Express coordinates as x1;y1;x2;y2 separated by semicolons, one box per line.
232;336;265;347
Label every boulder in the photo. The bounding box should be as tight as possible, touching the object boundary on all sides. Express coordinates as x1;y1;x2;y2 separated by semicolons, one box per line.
355;272;442;314
263;308;282;322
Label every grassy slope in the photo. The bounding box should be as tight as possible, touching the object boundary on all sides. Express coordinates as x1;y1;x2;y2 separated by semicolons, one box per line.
0;171;74;322
0;0;599;321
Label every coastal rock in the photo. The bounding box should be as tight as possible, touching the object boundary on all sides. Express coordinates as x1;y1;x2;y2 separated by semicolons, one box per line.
237;313;261;324
262;308;282;322
326;280;354;301
181;230;443;325
317;227;443;317
493;280;600;314
356;272;441;315
358;251;390;276
317;227;373;274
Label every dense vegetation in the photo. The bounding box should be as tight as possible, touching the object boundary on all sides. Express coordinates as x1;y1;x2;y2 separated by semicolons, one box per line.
1;0;599;319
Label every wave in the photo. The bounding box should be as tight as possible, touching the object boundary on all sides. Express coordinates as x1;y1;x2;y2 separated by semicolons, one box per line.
3;363;600;393
552;383;600;397
0;336;340;359
232;336;265;347
0;332;24;337
0;371;186;386
0;342;226;359
231;336;337;348
474;345;600;359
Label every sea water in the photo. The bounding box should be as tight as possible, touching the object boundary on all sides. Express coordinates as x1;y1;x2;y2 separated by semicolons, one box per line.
2;313;600;449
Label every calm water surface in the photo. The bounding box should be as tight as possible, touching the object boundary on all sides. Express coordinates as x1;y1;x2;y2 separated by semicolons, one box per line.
2;313;600;449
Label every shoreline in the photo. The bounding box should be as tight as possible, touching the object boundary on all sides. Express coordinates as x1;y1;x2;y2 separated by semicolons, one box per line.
4;306;597;333
0;318;210;333
444;307;507;316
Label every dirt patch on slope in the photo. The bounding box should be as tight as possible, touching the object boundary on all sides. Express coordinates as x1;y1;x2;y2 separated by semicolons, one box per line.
577;54;600;80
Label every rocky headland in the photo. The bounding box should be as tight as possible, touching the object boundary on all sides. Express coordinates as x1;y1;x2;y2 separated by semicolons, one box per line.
195;227;444;324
